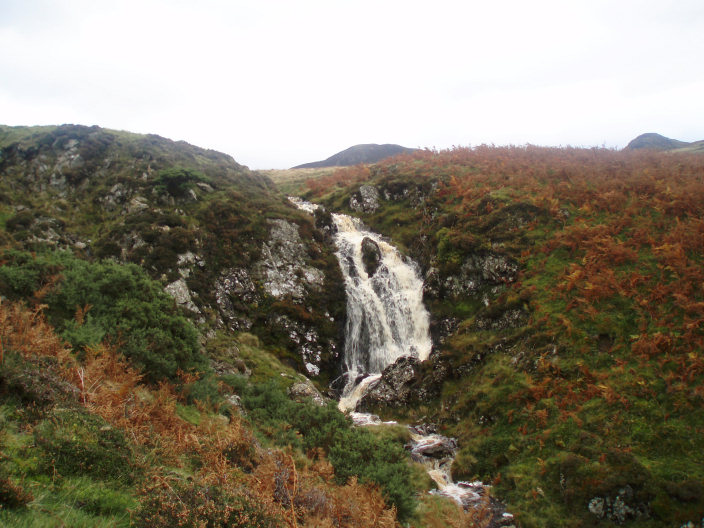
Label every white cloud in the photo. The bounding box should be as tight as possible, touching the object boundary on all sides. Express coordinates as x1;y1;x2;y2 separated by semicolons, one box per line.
1;0;703;168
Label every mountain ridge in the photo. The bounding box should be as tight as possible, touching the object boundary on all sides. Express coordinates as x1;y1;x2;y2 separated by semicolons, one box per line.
292;143;416;169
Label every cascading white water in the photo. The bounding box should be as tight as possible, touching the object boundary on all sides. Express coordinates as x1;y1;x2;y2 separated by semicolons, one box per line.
288;197;431;410
331;213;432;410
289;198;512;519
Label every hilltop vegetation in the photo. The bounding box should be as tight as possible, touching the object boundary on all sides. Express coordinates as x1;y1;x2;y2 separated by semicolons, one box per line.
626;132;704;153
3;123;704;527
303;145;704;527
292;144;416;169
1;125;470;527
0;124;346;382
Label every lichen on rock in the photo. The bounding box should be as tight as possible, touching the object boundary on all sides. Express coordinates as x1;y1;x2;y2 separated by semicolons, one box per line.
350;185;380;213
256;219;324;300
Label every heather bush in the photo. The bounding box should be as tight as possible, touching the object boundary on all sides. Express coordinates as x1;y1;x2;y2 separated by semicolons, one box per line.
33;409;136;484
241;380;417;521
134;478;282;528
0;249;206;382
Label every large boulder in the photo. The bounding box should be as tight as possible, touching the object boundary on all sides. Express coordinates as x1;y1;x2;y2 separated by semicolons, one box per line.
288;380;327;406
358;356;420;410
349;185;380;213
361;236;382;277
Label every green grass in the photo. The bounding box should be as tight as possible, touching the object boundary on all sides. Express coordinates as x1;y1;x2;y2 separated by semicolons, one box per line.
0;476;135;528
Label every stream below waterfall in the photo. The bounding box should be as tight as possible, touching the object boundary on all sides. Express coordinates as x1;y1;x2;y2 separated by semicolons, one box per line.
290;197;513;524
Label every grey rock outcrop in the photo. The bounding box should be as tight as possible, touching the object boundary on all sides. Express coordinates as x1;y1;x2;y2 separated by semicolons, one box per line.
350;185;380;213
472;308;529;331
165;278;200;314
444;253;518;298
588;486;649;524
215;268;260;331
269;315;332;376
288;380;327;406
256;219;324;300
425;253;519;302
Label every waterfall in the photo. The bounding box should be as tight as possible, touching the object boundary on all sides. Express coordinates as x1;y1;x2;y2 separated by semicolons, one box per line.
331;212;432;409
289;198;513;520
289;197;432;410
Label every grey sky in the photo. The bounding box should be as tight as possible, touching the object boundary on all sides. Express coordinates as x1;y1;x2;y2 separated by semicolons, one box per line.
1;0;703;169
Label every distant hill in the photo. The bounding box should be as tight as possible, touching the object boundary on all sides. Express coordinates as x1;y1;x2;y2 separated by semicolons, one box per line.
625;133;701;151
292;143;416;169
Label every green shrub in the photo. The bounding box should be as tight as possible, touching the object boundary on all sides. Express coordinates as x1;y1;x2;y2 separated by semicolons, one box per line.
328;428;416;522
0;469;33;509
0;353;78;412
33;409;135;484
5;210;34;232
53;477;136;517
0;249;207;382
134;479;281;528
154;167;211;197
33;409;136;484
240;381;417;522
182;374;221;405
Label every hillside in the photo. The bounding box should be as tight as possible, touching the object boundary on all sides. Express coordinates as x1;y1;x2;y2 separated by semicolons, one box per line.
625;132;703;152
302;146;704;527
0;124;347;383
3;125;704;527
2;125;473;528
292;143;416;169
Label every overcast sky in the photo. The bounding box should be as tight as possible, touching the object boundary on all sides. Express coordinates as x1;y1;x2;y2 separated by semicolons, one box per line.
1;0;703;169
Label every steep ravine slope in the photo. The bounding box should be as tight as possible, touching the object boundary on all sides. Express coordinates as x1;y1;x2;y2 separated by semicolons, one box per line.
0;124;345;382
302;146;704;528
3;125;468;527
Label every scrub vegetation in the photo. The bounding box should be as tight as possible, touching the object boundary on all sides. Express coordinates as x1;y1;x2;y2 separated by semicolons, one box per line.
0;125;440;527
304;145;704;527
3;123;704;527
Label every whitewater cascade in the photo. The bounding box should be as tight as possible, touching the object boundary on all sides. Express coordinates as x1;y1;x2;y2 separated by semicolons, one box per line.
331;212;432;409
288;197;431;409
289;198;512;520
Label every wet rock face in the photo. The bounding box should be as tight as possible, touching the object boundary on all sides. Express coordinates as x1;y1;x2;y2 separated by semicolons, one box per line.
356;352;453;412
408;431;457;459
256;219;325;300
472;308;529;331
444;252;519;299
313;207;337;242
424;253;519;303
268;314;334;377
349;185;380;213
429;316;460;346
358;356;420;410
212;219;342;379
361;237;382;277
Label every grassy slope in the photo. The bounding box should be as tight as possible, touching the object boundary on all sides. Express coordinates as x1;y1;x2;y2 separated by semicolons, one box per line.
261;167;337;196
301;146;704;527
